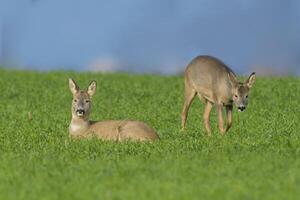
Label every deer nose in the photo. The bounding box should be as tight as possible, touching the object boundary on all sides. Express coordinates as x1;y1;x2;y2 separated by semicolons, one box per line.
76;109;85;115
238;106;246;111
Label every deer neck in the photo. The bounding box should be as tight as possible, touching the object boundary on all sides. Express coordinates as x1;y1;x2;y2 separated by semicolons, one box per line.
69;116;90;136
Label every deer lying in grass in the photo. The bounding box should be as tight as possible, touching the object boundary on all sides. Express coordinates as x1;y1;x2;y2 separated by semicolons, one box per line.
181;55;256;135
68;78;159;141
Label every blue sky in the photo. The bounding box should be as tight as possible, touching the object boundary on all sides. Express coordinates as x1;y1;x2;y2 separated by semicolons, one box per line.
0;0;299;75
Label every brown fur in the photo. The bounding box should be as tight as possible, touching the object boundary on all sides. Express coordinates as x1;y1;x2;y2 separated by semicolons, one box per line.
181;55;256;135
68;79;159;141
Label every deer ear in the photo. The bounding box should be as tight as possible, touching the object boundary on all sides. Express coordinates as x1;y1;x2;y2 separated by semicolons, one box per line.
87;80;97;96
228;72;238;88
245;72;256;88
69;78;79;95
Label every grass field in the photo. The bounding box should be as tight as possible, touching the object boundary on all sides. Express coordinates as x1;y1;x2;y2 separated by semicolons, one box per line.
0;69;300;200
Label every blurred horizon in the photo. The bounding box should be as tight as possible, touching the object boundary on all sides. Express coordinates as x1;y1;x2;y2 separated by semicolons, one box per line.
0;0;300;75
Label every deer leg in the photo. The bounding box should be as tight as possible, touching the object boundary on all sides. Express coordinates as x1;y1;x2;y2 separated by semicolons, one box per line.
203;101;213;136
216;104;225;135
226;105;233;132
181;86;196;130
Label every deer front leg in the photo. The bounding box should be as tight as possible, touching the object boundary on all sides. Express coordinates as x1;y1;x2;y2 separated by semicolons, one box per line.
226;105;233;132
181;86;196;130
203;101;213;136
216;104;225;134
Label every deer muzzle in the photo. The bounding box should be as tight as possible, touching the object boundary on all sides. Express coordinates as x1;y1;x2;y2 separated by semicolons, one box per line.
76;109;85;116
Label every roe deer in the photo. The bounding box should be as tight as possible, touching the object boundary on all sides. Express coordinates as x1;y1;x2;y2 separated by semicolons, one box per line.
181;55;256;135
68;78;159;141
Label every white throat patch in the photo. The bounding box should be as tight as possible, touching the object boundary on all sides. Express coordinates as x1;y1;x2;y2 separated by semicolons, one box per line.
69;119;89;135
70;123;82;132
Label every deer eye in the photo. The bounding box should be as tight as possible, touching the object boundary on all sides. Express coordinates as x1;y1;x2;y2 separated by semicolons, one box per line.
234;95;238;98
246;95;248;98
85;100;90;103
74;99;77;102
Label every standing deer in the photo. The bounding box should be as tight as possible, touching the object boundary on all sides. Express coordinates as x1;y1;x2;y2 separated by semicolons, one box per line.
68;78;159;141
181;55;256;135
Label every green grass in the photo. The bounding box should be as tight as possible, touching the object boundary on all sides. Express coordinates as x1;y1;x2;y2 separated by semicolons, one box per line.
0;69;300;200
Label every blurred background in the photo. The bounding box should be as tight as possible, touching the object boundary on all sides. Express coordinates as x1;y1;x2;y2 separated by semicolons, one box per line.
0;0;299;75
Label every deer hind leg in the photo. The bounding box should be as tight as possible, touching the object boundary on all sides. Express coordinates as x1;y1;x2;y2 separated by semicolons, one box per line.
216;104;226;135
203;101;213;136
225;105;233;132
181;83;196;130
